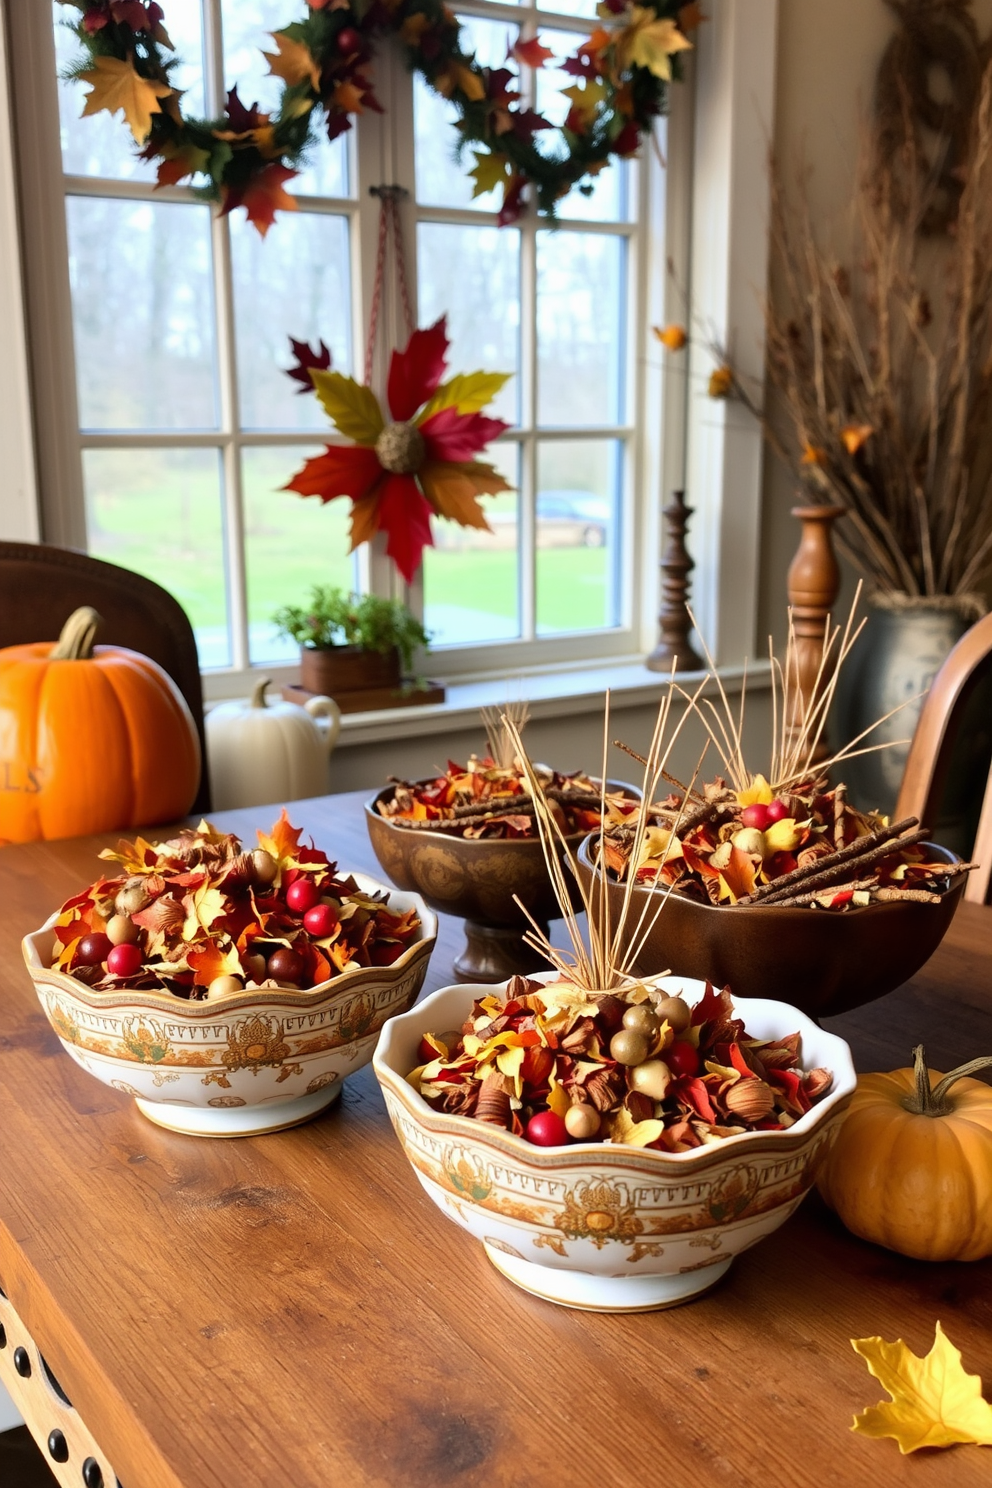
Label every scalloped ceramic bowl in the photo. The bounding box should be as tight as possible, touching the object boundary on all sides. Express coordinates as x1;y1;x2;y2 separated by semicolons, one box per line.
23;873;437;1138
373;973;856;1312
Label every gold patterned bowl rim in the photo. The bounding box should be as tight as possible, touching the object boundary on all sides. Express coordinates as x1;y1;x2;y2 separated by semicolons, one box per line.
373;973;857;1177
22;871;438;1018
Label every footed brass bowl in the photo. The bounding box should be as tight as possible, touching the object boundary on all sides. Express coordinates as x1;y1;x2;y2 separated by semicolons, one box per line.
575;837;966;1019
366;781;636;983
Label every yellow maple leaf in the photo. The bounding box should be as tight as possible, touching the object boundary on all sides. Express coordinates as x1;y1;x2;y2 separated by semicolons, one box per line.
80;55;173;144
333;80;366;113
562;78;608;125
616;10;693;80
419;370;512;419
310;371;384;444
469;149;511;199
735;774;773;807
852;1323;992;1453
263;32;321;92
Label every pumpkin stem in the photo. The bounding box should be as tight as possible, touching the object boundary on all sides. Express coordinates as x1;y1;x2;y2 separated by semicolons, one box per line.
250;677;271;709
903;1043;992;1116
50;606;102;661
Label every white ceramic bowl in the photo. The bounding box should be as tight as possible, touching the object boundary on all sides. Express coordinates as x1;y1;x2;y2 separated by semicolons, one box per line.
374;974;856;1311
23;873;437;1138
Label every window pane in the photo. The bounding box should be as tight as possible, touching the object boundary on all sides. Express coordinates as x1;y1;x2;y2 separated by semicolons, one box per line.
231;211;352;431
535;439;621;634
221;0;349;197
83;448;230;667
417;223;520;425
414;16;515;210
537;230;624;427
242;448;358;665
55;0;206;181
424;444;520;646
538;0;598;18
67;197;218;430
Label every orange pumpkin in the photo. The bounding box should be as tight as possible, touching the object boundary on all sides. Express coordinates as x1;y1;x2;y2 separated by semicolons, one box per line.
816;1045;992;1262
0;606;201;843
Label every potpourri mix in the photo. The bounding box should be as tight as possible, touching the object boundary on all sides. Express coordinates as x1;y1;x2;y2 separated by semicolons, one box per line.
408;976;833;1150
50;812;421;999
378;756;638;840
601;774;974;910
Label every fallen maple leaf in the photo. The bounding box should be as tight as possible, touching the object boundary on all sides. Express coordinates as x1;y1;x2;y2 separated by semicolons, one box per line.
80;54;173;143
263;32;321;92
220;162;298;236
616;10;692;80
469;149;512;199
852;1323;992;1453
285;337;332;394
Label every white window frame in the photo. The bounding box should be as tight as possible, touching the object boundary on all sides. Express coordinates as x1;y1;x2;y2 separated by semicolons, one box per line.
2;0;777;689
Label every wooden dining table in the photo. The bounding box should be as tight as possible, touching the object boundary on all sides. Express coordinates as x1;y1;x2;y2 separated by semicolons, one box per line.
0;789;990;1488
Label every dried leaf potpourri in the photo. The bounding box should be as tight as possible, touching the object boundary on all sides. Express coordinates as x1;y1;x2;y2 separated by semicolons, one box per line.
407;976;833;1150
50;812;421;999
378;757;638;841
601;775;974;910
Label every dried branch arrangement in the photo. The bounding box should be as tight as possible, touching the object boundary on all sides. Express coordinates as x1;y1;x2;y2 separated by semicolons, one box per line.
724;61;992;600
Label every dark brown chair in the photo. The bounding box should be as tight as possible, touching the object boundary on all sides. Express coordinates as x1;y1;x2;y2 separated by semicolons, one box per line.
0;541;210;813
895;610;992;904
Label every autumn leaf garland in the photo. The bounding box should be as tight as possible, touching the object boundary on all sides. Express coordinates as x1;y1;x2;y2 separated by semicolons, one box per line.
284;316;511;582
61;0;700;235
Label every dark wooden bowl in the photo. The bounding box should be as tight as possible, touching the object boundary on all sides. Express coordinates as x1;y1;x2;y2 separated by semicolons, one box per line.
366;781;636;982
575;836;966;1019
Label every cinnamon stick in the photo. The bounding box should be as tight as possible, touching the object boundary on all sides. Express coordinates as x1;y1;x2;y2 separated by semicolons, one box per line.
766;876;876;909
753;825;930;905
737;816;921;905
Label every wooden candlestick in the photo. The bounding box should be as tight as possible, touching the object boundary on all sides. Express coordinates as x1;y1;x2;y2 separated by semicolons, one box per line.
785;504;845;766
646;489;704;672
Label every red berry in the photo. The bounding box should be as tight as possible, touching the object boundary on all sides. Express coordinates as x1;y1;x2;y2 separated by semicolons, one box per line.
666;1040;700;1078
106;942;143;978
765;798;789;823
303;902;337;939
76;933;112;966
267;946;306;985
525;1111;570;1147
740;802;771;831
337;26;360;53
285;877;320;914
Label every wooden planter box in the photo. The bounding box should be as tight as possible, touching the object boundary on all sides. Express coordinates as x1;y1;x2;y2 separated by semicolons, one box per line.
289;645;445;714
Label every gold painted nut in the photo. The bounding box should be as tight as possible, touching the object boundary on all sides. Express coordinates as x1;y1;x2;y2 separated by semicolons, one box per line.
207;974;244;1001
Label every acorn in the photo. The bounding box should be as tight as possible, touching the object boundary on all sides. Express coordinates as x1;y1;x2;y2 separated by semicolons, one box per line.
251;849;278;885
240;952;267;983
654;994;691;1034
106;913;139;946
564;1102;601;1140
267;946;305;985
115;876;150;916
622;1004;660;1039
731;826;765;858
207;974;244;1001
610;1027;650;1066
629;1058;672;1101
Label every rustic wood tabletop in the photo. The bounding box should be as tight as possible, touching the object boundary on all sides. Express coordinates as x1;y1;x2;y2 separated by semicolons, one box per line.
1;790;990;1488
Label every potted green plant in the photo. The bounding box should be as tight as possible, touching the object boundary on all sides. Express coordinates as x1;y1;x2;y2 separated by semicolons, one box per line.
273;587;430;699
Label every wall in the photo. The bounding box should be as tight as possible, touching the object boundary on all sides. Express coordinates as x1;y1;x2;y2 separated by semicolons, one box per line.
758;0;992;645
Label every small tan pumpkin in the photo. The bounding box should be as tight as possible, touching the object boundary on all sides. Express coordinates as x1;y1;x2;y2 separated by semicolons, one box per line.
816;1045;992;1262
205;677;341;809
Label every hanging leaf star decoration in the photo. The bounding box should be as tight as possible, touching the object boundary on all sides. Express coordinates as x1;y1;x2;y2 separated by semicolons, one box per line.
283;317;512;583
851;1323;992;1453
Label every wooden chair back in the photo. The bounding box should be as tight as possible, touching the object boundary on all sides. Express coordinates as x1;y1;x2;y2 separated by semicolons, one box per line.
894;610;992;903
0;541;211;813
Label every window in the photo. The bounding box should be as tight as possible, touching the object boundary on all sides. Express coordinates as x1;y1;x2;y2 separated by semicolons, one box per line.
18;0;669;689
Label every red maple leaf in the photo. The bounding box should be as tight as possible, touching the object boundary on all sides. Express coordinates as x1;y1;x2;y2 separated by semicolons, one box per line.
613;121;641;156
221;162;298;236
378;474;435;583
510;36;555;68
420;406;510;461
285;337;333;393
387;317;449;421
110;0;152;29
222;86;265;134
284;445;382;503
82;6;110;32
498;176;525;226
511;108;551;139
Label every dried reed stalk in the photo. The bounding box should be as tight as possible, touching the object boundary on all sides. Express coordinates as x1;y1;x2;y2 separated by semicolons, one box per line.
723;61;992;599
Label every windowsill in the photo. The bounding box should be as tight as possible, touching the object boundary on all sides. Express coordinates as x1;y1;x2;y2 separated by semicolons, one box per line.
328;657;773;747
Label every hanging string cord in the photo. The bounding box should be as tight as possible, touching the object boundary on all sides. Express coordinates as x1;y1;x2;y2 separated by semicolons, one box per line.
364;185;415;387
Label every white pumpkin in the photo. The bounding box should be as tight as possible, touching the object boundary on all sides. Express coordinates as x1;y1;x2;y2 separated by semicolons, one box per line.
206;678;342;809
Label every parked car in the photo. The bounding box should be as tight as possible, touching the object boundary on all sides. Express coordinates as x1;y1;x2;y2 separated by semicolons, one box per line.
433;490;612;550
